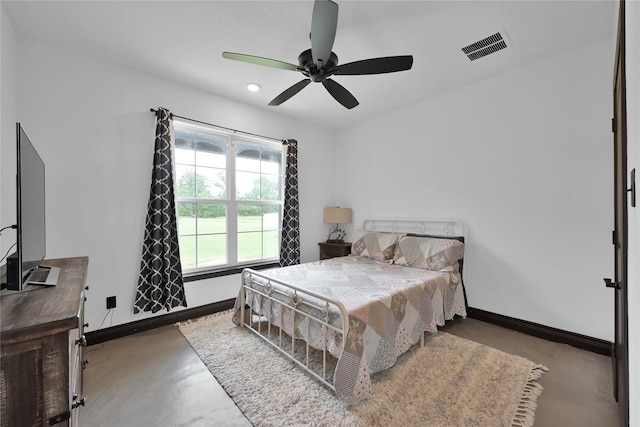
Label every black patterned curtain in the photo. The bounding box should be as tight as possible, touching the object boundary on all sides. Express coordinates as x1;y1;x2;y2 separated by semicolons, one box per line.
134;107;187;314
280;139;300;266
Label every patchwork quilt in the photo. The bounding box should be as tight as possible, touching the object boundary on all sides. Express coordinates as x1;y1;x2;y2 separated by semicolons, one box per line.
232;255;467;404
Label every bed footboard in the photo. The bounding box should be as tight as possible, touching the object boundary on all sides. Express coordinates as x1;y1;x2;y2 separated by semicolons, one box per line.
239;268;350;392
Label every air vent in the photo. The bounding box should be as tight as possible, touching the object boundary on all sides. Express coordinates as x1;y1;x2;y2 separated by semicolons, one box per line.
462;32;508;61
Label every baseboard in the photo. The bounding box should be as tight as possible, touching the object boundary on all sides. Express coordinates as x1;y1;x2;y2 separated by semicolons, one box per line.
85;301;612;356
467;307;612;356
85;298;235;346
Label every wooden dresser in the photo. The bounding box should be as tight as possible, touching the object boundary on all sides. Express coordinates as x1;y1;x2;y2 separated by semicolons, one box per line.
1;257;89;426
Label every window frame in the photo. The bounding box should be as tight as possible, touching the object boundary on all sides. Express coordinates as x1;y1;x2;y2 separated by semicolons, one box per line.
172;118;284;280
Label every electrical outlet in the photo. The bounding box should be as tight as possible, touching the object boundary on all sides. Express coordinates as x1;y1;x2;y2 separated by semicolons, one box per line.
106;296;116;309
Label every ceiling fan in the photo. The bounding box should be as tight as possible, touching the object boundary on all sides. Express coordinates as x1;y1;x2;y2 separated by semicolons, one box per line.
222;0;413;109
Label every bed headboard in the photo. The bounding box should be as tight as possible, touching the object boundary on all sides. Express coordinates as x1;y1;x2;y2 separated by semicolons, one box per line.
362;219;465;238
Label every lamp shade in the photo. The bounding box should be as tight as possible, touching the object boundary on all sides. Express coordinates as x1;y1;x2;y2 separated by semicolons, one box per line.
323;207;352;224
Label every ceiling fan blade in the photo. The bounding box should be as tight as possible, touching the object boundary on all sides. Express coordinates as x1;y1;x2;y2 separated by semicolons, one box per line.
268;79;311;106
310;0;338;69
332;56;414;75
222;52;300;72
322;78;359;109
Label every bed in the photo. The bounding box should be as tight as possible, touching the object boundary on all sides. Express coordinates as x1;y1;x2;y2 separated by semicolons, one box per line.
231;219;467;405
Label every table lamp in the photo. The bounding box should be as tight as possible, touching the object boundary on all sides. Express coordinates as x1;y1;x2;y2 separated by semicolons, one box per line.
323;206;352;242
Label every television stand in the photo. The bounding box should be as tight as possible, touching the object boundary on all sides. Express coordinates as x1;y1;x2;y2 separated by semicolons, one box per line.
1;256;89;426
27;264;60;286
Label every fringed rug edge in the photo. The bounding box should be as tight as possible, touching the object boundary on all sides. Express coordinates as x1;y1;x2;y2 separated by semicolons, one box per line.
511;363;549;427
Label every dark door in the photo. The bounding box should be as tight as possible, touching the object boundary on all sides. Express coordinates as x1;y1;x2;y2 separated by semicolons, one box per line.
610;1;629;426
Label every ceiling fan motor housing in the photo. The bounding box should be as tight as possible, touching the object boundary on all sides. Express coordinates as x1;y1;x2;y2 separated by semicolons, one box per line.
298;49;338;82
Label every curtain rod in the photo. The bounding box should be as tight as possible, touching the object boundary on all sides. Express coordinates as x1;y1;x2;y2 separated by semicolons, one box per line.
149;108;283;144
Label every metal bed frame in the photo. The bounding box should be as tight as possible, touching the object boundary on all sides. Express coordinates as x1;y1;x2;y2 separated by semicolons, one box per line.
239;268;349;391
238;219;465;394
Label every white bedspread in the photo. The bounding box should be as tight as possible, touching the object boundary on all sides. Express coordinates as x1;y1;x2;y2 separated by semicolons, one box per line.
233;255;467;404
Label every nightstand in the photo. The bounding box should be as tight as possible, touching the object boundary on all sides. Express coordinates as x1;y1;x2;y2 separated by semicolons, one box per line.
318;241;352;260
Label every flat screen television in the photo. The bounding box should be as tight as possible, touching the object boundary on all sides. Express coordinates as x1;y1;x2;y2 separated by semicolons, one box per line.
5;123;59;291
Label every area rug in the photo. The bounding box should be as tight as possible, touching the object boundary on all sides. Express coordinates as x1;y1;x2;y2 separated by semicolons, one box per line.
178;311;547;427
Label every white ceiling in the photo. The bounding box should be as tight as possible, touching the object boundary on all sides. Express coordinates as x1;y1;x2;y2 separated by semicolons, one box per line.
3;0;616;130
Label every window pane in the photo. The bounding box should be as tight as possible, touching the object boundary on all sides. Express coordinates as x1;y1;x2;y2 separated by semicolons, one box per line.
175;146;194;165
174;128;196;165
261;147;282;175
177;202;196;232
238;231;263;262
197;150;226;169
179;235;197;270
236;171;260;200
236;173;281;200
263;210;280;231
197;234;226;267
195;166;226;199
176;166;196;198
237;205;263;232
195;134;227;168
196;204;226;233
236;141;261;173
197;203;227;227
260;174;281;201
263;230;280;258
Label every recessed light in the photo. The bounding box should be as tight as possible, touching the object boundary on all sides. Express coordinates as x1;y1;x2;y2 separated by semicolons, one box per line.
246;82;261;92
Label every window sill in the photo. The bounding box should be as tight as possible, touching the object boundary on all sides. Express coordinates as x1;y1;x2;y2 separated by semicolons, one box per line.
183;262;280;283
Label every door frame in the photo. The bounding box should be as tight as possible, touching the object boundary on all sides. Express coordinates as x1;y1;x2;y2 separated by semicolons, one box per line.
612;1;629;426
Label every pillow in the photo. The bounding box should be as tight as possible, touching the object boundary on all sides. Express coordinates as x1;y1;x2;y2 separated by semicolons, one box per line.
393;235;464;271
350;229;404;262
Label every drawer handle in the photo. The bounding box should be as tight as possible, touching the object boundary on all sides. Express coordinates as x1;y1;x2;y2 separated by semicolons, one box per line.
75;335;87;347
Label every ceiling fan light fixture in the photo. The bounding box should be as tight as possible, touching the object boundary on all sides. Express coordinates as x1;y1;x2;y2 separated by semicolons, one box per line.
246;82;261;92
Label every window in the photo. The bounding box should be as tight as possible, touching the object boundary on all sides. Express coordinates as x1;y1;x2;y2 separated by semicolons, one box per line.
173;119;283;275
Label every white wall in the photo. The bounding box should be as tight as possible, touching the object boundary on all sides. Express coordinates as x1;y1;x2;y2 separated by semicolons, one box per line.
336;39;614;341
1;2;17;257
5;36;336;332
625;2;639;424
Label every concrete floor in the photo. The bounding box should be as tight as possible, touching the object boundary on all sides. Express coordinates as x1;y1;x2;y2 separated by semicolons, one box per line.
80;316;619;427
